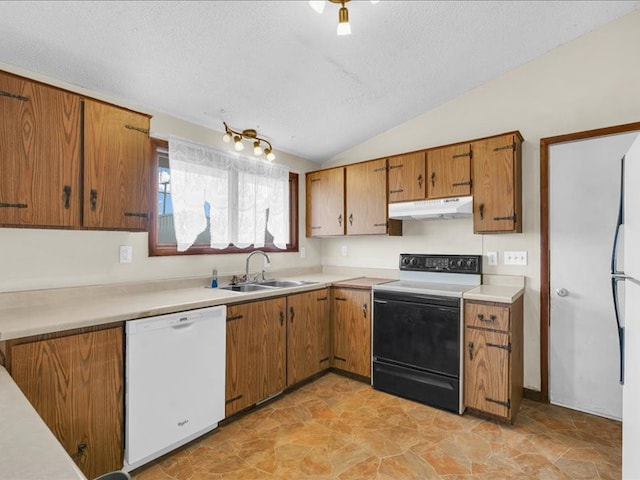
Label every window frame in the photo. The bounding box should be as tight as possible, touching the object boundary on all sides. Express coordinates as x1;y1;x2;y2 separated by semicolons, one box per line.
148;138;299;256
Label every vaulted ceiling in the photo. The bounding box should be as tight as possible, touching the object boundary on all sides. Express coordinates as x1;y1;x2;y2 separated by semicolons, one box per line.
0;1;638;161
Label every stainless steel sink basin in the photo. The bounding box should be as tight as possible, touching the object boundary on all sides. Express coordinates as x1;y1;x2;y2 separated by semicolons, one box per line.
219;284;276;292
258;279;318;288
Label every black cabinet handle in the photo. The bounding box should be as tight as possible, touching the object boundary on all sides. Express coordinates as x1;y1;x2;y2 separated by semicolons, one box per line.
417;173;423;189
362;303;368;319
338;214;342;226
431;171;436;188
0;202;28;208
348;213;353;226
289;306;295;324
63;185;71;209
334;297;347;302
468;341;474;361
90;189;98;211
279;310;284;326
477;313;496;323
227;314;243;322
479;203;485;220
124;212;149;218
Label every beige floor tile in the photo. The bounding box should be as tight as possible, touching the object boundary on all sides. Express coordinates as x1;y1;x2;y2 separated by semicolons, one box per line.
132;372;621;480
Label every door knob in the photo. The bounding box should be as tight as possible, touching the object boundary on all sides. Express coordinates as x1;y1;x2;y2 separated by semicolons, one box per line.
556;288;569;297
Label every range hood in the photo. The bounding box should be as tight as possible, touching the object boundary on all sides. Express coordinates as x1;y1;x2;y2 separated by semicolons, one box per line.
388;196;473;220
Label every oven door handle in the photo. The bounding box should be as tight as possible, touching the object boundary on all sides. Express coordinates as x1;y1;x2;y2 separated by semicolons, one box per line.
374;299;388;304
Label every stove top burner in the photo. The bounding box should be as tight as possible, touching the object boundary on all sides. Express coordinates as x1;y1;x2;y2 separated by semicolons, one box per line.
373;253;483;298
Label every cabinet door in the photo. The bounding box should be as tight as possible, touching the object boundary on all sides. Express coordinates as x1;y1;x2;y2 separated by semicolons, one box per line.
254;297;287;400
225;303;254;416
225;298;286;417
287;289;329;385
10;328;123;479
388;152;426;203
464;328;510;418
346;159;388;235
0;72;81;227
472;134;522;233
427;143;472;199
83;100;150;230
332;288;371;377
306;168;345;236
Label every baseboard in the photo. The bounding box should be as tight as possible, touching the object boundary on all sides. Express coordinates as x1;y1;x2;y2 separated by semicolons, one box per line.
523;388;543;402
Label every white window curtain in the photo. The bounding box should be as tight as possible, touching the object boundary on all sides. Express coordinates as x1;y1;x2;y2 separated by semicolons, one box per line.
168;136;289;252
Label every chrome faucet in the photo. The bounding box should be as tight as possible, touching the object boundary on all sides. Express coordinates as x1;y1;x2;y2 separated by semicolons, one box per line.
245;250;271;282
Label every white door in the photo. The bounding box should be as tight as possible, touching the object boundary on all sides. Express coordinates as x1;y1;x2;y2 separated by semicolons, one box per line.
549;131;638;420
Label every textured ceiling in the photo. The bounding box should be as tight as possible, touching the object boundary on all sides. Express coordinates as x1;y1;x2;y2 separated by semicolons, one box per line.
0;1;638;162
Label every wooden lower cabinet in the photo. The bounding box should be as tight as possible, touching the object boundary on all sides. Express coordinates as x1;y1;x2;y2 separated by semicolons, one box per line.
464;297;523;423
225;297;287;417
6;327;123;479
286;289;330;386
331;287;372;378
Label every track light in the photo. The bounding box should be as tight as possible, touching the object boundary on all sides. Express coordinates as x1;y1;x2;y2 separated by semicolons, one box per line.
337;3;351;36
222;122;276;161
310;0;379;35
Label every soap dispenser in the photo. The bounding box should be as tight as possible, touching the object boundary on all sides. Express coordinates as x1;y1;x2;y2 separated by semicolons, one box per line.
211;268;218;288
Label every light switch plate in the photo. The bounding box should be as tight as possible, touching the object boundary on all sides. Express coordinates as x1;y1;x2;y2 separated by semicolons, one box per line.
504;250;527;266
119;245;133;264
487;251;498;266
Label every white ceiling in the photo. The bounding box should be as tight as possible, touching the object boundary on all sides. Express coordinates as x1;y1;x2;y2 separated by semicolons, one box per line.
0;1;638;162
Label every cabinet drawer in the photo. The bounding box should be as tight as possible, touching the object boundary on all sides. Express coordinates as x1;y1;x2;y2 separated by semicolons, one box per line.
465;302;510;331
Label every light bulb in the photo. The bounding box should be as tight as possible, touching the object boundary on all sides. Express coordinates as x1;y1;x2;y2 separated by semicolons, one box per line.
309;0;325;14
337;6;351;36
222;132;231;143
266;149;276;161
370;0;379;3
253;141;263;156
233;136;244;151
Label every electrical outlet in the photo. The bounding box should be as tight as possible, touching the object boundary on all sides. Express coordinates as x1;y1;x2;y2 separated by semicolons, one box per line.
300;246;306;258
341;245;348;257
504;250;527;266
487;251;498;266
119;245;133;264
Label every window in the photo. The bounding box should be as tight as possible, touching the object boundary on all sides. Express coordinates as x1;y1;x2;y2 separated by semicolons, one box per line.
149;139;298;256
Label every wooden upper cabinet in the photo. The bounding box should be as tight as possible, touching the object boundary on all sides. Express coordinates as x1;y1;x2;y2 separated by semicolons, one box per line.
472;133;523;233
0;71;82;227
346;159;392;235
388;151;426;203
427;143;472;199
306;167;345;236
83;100;151;230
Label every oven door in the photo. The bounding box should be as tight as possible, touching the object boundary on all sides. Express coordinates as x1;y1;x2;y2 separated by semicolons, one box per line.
372;290;460;377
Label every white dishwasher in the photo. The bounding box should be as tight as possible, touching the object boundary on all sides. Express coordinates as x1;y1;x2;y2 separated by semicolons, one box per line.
124;305;226;471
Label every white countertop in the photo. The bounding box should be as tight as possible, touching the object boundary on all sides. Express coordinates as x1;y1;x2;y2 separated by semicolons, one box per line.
0;366;86;480
464;284;524;303
0;273;357;341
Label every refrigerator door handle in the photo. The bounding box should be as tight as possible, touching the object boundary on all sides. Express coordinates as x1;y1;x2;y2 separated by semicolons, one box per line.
611;275;625;385
611;156;625;275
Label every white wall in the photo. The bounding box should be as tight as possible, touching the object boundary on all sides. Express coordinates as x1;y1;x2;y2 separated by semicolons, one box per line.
0;63;322;293
320;10;640;391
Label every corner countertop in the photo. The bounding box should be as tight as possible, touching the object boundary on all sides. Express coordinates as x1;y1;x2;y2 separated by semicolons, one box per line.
331;277;394;289
463;274;526;303
0;366;86;480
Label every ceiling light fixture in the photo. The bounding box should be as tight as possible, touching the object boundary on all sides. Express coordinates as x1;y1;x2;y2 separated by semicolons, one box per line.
310;0;379;36
222;122;276;161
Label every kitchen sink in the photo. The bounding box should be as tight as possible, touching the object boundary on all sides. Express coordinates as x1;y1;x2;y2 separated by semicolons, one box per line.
258;279;318;288
219;284;276;292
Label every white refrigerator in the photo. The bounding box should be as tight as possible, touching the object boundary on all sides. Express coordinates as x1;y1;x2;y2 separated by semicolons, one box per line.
617;134;640;479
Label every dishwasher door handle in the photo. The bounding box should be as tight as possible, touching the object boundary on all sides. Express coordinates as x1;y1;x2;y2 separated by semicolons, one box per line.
171;321;195;330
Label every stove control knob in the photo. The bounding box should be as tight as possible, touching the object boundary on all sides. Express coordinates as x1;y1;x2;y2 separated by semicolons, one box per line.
401;257;410;266
466;259;474;268
409;257;418;267
456;259;464;268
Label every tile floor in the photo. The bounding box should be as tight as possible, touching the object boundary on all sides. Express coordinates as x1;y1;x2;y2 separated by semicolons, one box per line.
132;372;621;479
